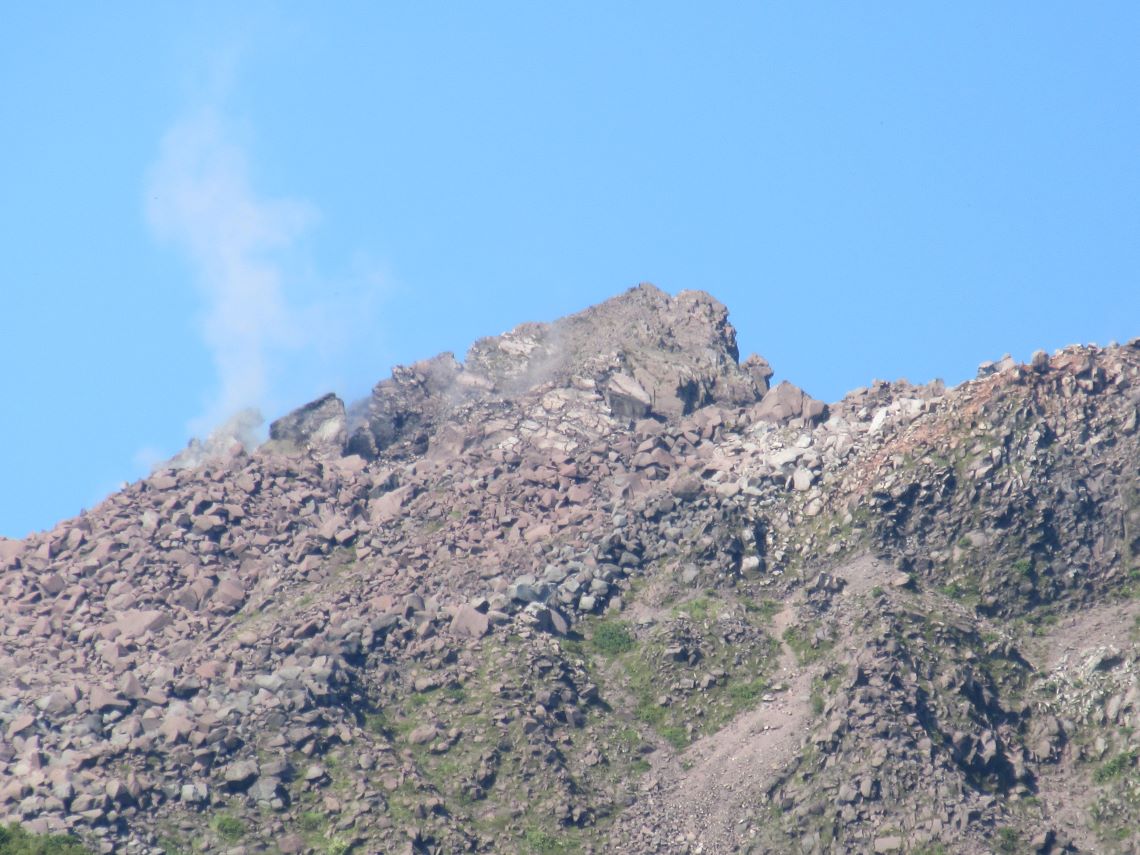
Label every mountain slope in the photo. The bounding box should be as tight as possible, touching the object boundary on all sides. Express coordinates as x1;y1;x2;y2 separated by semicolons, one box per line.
2;285;1139;854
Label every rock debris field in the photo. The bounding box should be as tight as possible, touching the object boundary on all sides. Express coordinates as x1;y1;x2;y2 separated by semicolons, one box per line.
3;284;1140;854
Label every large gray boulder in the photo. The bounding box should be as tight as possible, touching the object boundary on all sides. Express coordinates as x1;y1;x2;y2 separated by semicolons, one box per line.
267;393;346;456
752;381;828;425
606;373;653;420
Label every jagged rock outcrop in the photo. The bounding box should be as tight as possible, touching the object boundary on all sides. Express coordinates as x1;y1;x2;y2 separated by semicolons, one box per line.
338;284;773;460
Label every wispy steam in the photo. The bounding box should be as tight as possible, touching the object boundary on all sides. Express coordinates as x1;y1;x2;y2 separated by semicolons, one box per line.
143;103;391;471
146;108;315;437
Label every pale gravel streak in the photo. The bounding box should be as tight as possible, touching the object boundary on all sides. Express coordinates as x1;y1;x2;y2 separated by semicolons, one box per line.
609;554;896;853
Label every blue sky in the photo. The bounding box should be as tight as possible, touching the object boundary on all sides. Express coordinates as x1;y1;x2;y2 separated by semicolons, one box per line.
3;3;1139;538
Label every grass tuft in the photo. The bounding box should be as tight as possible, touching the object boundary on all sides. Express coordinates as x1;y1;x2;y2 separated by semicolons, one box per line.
212;815;244;842
590;620;635;656
1094;750;1136;784
0;823;91;855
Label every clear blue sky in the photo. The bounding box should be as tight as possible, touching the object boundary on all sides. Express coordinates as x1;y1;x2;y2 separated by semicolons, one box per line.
3;3;1139;538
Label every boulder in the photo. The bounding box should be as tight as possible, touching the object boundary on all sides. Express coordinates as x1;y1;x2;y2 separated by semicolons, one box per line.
0;538;24;565
753;381;828;425
449;605;490;639
268;392;347;455
115;609;171;639
606;373;653;420
223;760;259;791
349;285;774;457
408;724;438;745
87;686;129;713
741;353;774;395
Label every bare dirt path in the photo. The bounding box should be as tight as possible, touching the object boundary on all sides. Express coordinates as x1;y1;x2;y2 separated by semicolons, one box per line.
1028;598;1140;671
1021;598;1140;853
608;597;814;853
831;552;895;599
607;555;889;852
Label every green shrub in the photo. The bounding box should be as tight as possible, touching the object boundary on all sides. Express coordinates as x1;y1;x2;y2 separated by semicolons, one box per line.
727;678;767;705
675;597;713;621
298;811;325;832
1094;750;1136;783
0;824;90;855
634;697;665;727
590;620;635;656
741;597;781;623
659;725;689;750
995;827;1019;852
523;827;573;853
810;690;825;715
212;815;244;842
782;624;832;665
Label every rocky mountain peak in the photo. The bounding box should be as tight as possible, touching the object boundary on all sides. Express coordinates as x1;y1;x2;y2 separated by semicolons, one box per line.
463;283;754;407
277;284;779;461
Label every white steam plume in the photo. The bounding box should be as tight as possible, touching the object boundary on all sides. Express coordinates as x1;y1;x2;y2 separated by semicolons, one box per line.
145;108;314;438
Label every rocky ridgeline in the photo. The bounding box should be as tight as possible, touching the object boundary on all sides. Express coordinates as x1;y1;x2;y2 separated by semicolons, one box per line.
1;285;1139;854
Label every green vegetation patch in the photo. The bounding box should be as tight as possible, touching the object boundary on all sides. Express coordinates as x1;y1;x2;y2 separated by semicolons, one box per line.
809;670;843;717
298;811;325;833
727;677;769;706
589;620;635;656
994;827;1020;853
939;580;979;603
590;614;778;752
782;622;833;665
523;826;580;854
1094;749;1137;784
673;596;716;622
740;597;781;624
0;825;91;855
211;814;245;842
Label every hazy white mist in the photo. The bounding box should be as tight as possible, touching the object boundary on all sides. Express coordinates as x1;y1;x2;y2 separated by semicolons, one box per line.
144;106;389;463
146;107;314;437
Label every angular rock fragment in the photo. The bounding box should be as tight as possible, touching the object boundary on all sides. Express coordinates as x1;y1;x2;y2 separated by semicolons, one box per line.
449;604;490;639
268;392;346;455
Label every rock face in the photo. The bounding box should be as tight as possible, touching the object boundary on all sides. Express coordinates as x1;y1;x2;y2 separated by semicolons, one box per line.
339;284;771;459
345;352;481;459
2;286;1139;855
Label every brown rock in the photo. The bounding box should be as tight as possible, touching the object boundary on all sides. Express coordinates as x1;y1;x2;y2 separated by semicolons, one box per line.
115;610;172;639
211;578;246;612
6;714;35;739
268;392;347;455
449;604;490;639
754;381;827;424
408;725;438;745
87;686;129;713
606;374;653;420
